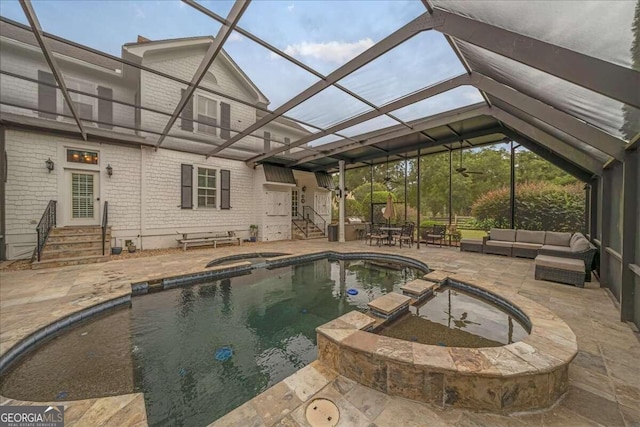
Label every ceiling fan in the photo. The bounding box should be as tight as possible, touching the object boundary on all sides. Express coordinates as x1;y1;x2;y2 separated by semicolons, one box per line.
382;156;399;189
454;142;483;178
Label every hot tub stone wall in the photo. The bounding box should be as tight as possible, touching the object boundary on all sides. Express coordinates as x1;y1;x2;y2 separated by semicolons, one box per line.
316;275;577;414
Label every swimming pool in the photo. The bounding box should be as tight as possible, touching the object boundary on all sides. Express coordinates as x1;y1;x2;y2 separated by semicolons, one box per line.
0;257;422;426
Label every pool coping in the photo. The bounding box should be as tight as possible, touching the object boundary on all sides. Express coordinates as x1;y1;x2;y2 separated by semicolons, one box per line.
0;248;432;425
315;271;578;413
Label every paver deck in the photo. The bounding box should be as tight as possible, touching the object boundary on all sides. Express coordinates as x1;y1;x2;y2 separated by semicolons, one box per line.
1;239;639;426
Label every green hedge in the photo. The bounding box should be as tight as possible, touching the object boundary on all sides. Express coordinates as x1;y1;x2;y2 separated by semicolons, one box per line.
362;191;397;206
471;182;585;232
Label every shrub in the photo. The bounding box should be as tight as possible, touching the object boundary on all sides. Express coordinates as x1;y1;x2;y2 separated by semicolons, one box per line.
362;191;397;206
419;219;445;229
351;182;388;202
345;199;365;218
471;182;585;232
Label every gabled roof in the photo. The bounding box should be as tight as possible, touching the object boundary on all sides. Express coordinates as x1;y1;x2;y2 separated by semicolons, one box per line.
123;35;269;105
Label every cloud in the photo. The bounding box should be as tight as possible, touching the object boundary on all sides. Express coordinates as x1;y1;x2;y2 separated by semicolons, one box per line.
228;32;244;42
276;38;374;64
134;4;145;18
287;3;295;12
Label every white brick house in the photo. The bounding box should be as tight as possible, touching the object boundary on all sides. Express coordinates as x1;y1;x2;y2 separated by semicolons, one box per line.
0;24;333;260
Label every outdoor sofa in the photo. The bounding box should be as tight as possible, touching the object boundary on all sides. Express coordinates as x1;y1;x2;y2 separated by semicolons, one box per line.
462;228;597;284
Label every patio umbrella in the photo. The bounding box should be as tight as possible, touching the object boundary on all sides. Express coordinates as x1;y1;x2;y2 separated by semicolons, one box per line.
383;192;395;223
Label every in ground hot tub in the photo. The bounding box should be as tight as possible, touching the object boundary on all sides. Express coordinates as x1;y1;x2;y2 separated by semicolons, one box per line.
316;271;577;414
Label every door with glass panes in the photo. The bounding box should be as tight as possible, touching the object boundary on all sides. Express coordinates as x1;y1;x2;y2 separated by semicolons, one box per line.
65;170;100;225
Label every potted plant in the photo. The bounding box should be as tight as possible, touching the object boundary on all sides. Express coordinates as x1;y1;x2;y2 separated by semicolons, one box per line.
126;240;136;253
249;225;258;242
111;238;122;255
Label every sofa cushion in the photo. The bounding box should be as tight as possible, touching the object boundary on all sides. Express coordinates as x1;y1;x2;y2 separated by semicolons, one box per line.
571;237;592;252
541;244;573;253
490;228;516;242
513;242;543;250
545;232;572;246
516;230;546;244
570;233;584;247
486;240;514;248
535;255;584;272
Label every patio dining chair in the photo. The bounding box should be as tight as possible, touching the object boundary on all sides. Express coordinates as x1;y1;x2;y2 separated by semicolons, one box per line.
423;225;447;247
369;224;386;246
396;224;413;248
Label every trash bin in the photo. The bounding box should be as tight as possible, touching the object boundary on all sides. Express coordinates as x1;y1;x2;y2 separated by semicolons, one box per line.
328;224;339;242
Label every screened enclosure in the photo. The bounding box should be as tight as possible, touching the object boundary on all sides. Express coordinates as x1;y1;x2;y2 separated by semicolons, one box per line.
0;0;638;326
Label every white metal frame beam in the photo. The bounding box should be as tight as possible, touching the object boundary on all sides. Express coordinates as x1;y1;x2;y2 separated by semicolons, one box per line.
206;11;440;157
431;8;640;109
155;0;250;149
20;0;87;140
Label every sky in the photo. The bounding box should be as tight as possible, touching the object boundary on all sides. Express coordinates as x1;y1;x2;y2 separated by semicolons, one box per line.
0;0;483;145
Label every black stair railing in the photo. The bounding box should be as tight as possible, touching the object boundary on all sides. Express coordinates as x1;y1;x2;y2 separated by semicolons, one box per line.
35;200;56;262
292;212;309;238
303;206;327;235
102;201;109;255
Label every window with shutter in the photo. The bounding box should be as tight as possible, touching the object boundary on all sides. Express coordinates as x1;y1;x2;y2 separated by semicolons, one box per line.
61;77;95;121
220;102;230;139
97;86;113;129
180;89;194;132
220;169;231;209
196;95;217;136
181;164;193;209
37;70;57;119
197;167;217;208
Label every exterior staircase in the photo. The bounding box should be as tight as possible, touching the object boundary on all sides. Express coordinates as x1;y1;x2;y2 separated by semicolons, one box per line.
291;218;326;240
32;225;111;269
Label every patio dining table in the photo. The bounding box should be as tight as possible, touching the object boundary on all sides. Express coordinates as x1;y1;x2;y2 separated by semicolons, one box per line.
379;226;402;246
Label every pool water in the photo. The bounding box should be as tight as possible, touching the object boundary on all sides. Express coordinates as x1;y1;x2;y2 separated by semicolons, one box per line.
379;287;529;347
0;259;420;427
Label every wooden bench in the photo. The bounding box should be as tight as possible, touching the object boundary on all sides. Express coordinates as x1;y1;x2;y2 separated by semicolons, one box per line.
176;231;241;251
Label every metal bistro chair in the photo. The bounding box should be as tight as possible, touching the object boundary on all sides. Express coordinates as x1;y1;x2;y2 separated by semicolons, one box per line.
396;223;413;248
369;224;386;246
424;224;447;247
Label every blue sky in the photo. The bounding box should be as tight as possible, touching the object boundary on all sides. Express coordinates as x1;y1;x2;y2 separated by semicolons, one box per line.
1;0;482;142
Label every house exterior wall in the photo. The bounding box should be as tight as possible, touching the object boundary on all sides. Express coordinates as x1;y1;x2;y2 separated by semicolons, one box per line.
0;37;136;134
0;36;320;259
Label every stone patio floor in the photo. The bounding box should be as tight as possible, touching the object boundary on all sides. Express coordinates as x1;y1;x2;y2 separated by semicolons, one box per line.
0;239;639;426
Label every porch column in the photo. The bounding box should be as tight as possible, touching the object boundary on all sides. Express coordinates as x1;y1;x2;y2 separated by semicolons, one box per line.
338;160;346;243
510;141;516;229
621;147;638;324
417;148;421;249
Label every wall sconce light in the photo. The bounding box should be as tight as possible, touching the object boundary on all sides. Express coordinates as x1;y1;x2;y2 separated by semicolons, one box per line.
301;186;306;192
106;164;113;178
45;158;54;173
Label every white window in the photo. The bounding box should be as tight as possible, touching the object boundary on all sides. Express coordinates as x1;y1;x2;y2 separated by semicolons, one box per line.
196;95;218;136
197;167;217;208
60;77;96;121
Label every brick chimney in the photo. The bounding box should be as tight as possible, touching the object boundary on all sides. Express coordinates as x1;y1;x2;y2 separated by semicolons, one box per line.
137;35;151;43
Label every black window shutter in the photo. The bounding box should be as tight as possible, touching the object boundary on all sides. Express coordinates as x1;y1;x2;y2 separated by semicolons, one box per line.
181;89;194;132
220;169;231;210
263;131;271;153
97;86;113;129
37;70;57;119
181;164;193;209
220;102;231;139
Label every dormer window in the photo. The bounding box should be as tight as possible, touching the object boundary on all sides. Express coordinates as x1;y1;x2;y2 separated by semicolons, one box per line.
60;77;96;121
196;95;218;136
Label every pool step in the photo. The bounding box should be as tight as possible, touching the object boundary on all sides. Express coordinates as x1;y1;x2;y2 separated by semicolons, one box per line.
401;279;436;304
367;292;412;320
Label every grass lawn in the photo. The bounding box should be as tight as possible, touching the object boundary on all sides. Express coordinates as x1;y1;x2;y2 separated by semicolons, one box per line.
460;229;487;239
